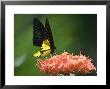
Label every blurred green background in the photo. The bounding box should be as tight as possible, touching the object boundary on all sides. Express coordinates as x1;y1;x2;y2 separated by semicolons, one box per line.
14;14;97;76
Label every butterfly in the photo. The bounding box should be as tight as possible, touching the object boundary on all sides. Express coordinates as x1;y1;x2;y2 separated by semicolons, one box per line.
33;18;56;58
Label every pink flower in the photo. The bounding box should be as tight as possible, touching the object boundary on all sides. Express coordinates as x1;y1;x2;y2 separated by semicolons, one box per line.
37;52;96;75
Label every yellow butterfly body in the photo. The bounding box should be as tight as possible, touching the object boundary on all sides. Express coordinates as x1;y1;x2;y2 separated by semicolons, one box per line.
33;39;51;57
41;39;50;51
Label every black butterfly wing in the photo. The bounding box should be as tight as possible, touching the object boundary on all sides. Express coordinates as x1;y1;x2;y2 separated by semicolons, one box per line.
33;18;48;47
45;18;56;53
